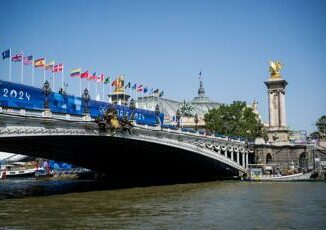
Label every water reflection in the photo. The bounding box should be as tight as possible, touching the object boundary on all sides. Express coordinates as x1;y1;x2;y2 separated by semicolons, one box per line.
0;180;326;229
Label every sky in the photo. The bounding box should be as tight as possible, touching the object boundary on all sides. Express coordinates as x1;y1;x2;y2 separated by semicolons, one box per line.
0;0;325;133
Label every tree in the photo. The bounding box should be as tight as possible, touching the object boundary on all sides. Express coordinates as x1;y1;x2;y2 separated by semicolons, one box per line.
316;115;326;135
179;100;195;117
204;101;265;139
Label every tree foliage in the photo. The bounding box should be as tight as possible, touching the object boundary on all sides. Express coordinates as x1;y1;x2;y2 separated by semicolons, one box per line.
180;100;195;117
204;101;265;139
316;115;326;135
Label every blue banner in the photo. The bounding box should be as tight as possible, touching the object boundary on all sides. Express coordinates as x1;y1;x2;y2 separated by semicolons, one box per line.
0;80;163;125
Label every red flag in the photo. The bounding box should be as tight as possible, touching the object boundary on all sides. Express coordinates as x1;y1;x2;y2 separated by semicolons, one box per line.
97;74;104;83
81;71;89;79
111;80;117;86
52;64;63;72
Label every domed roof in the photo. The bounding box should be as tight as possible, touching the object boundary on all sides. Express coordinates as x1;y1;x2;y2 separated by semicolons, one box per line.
192;80;215;104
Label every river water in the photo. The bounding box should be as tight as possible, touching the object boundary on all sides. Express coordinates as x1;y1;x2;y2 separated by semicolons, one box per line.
0;179;325;229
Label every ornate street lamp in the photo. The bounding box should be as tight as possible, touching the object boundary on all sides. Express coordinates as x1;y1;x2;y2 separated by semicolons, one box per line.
155;104;160;125
42;80;52;109
176;109;181;128
129;98;136;120
194;113;199;130
82;88;91;114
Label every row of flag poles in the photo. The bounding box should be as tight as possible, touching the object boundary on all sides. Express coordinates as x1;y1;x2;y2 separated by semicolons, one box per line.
1;48;165;104
1;49;64;90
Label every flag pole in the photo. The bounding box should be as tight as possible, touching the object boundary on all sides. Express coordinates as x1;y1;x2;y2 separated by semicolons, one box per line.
79;67;82;96
95;81;98;100
61;64;64;91
21;51;24;84
9;49;12;82
32;56;35;87
102;80;104;102
43;58;46;83
52;69;55;92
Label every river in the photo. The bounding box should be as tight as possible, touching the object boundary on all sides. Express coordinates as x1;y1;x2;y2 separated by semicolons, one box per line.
0;179;325;229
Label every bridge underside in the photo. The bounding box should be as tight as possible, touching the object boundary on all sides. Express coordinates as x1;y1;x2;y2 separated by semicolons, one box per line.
0;136;239;182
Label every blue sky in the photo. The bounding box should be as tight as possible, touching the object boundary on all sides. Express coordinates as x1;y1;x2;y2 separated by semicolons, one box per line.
0;0;325;132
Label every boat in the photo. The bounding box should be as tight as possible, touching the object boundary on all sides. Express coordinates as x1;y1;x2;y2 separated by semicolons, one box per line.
245;166;312;182
0;162;41;179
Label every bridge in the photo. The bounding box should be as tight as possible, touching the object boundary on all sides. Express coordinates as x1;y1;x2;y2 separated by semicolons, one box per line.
0;106;252;180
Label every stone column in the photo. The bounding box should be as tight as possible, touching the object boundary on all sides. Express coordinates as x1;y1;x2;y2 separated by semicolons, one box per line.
224;150;227;158
246;152;249;169
237;152;240;164
242;152;245;168
268;90;274;127
231;151;234;161
280;90;286;128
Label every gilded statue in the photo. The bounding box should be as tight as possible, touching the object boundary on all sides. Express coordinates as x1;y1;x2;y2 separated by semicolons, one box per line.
268;60;283;80
113;75;125;93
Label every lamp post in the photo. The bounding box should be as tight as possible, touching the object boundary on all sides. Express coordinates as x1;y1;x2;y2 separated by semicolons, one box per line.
129;98;136;120
82;88;91;114
155;104;160;125
42;80;52;109
176;109;181;128
194;113;199;130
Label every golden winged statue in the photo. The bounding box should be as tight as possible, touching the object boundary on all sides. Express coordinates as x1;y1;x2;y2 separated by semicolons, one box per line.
268;60;283;80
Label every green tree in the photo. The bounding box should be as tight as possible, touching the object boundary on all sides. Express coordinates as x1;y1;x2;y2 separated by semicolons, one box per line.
316;115;326;135
179;100;195;117
204;101;265;139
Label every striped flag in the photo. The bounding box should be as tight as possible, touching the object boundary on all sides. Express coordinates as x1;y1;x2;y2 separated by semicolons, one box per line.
34;58;45;68
45;61;55;70
23;55;33;65
137;85;143;92
70;68;81;77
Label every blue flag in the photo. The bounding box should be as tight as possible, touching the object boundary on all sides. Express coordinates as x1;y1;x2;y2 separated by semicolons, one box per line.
144;87;148;93
132;83;137;90
1;49;10;60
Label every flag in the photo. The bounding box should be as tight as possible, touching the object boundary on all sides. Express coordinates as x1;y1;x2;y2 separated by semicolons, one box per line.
34;58;45;68
132;83;137;90
23;55;33;65
45;61;55;70
153;89;159;94
97;74;104;82
137;85;143;92
12;52;23;62
125;82;131;89
111;80;117;86
104;76;110;84
1;49;10;60
159;91;164;97
144;87;148;93
81;71;89;79
89;72;97;81
199;71;202;76
70;68;81;77
52;64;63;72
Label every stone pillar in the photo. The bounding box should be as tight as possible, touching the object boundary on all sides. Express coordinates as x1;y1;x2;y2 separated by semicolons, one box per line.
268;90;274;127
231;151;234;161
280;90;286;128
237;152;240;164
245;152;249;169
224;150;227;158
242;153;245;168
